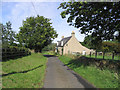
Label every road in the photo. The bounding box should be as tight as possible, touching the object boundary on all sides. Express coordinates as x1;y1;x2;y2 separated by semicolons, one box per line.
44;55;96;88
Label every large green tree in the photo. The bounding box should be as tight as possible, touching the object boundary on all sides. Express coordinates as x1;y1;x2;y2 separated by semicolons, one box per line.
1;21;16;47
58;1;120;44
18;15;58;52
82;35;120;52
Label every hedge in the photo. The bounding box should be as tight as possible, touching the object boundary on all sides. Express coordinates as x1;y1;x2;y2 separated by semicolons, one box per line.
2;46;31;61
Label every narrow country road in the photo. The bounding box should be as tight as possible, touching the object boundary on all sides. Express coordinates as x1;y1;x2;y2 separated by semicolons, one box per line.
43;55;96;88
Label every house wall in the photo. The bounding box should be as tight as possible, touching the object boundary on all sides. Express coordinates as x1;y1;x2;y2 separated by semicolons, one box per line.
58;47;62;55
63;34;91;55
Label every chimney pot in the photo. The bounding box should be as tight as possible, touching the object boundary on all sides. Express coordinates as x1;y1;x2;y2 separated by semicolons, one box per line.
71;31;75;37
62;36;64;39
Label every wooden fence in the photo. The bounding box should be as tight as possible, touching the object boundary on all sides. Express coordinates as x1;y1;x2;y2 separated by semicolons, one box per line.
88;52;120;60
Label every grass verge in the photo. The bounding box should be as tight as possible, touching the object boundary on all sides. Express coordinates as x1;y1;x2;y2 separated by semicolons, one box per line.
59;55;119;88
2;53;47;88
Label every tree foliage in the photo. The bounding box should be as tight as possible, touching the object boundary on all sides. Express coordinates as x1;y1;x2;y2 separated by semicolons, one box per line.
58;1;120;44
81;35;102;51
42;43;56;51
102;41;120;53
18;15;58;52
81;35;94;49
82;35;120;53
1;21;16;47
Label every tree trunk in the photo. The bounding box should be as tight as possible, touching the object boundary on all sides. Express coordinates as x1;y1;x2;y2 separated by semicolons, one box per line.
95;51;97;58
39;49;42;53
103;51;105;59
90;52;91;57
34;49;38;53
112;52;114;60
62;47;63;55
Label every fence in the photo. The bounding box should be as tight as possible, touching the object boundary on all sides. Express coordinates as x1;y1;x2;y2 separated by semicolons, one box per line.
87;52;120;60
2;46;31;61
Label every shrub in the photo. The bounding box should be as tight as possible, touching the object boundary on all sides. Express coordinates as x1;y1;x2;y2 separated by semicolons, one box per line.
2;46;31;61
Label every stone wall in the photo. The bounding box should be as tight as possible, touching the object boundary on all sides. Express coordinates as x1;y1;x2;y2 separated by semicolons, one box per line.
76;56;120;72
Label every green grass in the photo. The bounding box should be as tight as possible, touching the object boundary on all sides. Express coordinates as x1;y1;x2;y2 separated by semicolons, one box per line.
42;51;55;55
86;55;120;60
59;55;119;88
42;51;59;56
2;53;47;88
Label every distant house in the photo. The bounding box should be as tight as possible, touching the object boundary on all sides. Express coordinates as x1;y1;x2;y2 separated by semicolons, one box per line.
56;31;93;55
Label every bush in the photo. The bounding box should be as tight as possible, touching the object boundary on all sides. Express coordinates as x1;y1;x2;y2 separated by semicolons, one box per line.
102;42;120;53
2;46;31;61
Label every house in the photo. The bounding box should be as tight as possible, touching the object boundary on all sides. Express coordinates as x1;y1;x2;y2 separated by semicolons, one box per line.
56;31;93;55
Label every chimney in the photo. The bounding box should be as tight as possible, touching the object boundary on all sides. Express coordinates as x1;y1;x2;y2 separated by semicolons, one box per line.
71;31;75;37
61;36;64;39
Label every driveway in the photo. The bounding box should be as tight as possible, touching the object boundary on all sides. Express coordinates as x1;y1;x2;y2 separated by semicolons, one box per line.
44;55;96;88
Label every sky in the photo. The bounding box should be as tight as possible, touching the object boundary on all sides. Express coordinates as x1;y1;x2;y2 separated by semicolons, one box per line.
1;0;86;43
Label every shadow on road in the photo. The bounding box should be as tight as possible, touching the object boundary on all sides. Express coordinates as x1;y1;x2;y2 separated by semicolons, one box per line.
1;65;43;77
72;72;97;89
43;55;56;58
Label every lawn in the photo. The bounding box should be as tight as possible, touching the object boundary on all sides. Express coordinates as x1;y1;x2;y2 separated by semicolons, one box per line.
2;53;47;88
42;51;55;55
59;55;119;88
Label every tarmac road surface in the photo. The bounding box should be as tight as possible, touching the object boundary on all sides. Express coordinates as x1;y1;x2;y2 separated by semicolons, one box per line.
43;55;96;88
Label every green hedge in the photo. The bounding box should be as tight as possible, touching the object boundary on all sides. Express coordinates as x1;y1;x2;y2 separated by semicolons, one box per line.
2;46;31;61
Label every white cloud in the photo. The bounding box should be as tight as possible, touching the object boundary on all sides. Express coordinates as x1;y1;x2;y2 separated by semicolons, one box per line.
2;2;85;43
3;2;59;33
4;2;34;32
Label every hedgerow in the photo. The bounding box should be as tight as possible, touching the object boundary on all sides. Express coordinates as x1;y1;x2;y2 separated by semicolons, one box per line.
2;46;31;61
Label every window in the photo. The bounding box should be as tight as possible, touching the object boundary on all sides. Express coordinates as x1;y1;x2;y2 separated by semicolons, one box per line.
61;41;63;46
82;50;86;55
57;42;59;46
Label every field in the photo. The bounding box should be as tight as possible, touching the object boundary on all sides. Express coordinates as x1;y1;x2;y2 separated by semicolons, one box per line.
2;53;47;88
59;55;119;88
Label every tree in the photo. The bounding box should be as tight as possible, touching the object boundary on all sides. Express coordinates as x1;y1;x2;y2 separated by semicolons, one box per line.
18;15;58;52
42;43;57;51
102;41;120;53
1;21;16;47
81;35;94;49
81;35;102;52
58;1;120;44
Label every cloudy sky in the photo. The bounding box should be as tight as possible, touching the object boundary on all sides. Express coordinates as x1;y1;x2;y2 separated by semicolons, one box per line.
2;0;85;43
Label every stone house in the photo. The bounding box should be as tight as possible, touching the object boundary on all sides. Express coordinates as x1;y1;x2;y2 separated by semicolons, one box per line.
56;31;93;55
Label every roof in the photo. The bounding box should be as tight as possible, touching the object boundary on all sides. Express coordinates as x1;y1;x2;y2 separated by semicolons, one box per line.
57;36;72;47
